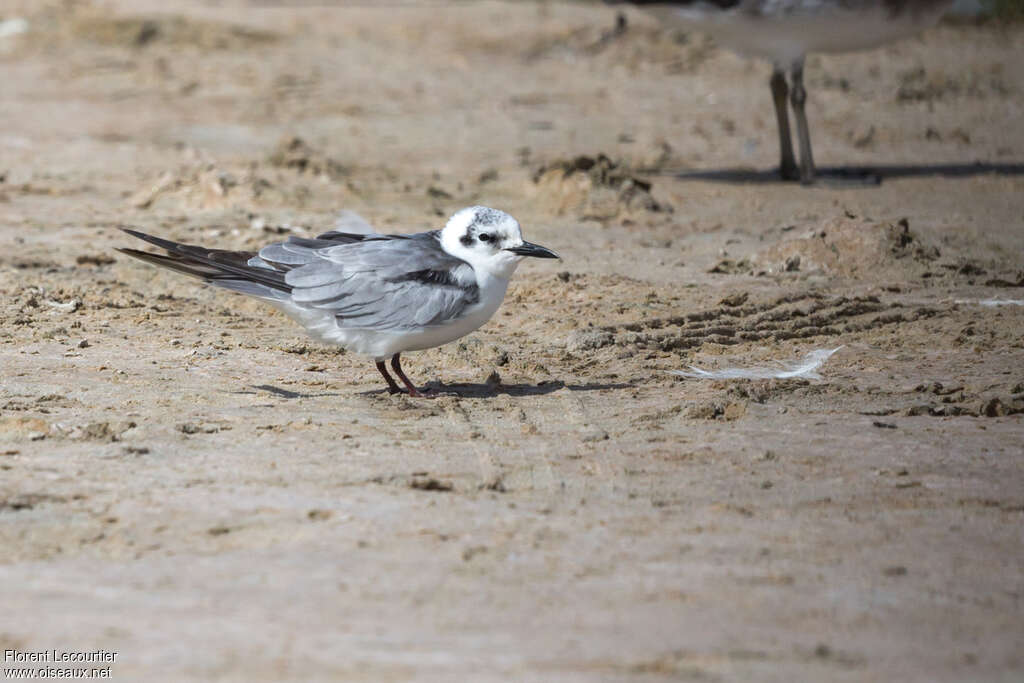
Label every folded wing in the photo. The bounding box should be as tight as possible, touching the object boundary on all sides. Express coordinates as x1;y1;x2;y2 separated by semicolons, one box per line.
118;228;479;331
283;232;480;331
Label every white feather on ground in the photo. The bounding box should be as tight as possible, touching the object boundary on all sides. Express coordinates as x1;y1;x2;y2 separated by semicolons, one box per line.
672;347;843;380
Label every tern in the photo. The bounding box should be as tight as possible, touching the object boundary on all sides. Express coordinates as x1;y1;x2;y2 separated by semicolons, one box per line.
117;206;559;397
610;0;954;183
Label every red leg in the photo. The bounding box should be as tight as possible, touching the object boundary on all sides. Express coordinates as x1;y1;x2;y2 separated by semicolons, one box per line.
375;360;402;394
390;353;425;397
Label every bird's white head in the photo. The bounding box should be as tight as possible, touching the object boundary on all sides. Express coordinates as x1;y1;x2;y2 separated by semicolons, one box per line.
439;206;559;279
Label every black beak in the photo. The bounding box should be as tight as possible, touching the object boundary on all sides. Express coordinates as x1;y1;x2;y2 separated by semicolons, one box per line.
506;241;560;259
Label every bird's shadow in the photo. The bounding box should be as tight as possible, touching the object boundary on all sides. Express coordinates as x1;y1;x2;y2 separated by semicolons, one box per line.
241;384;344;400
425;379;635;398
359;379;637;399
654;162;1024;186
243;381;635;401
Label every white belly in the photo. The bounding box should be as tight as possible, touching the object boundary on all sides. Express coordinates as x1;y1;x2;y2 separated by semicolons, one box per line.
648;1;951;64
278;275;509;361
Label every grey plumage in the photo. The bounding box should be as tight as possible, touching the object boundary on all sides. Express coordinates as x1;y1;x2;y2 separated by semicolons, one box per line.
117;206;558;396
118;228;479;332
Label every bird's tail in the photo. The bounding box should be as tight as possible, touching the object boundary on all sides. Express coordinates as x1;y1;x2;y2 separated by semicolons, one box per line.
116;228;293;301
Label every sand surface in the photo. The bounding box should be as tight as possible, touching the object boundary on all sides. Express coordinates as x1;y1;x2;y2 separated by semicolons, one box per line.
1;1;1023;680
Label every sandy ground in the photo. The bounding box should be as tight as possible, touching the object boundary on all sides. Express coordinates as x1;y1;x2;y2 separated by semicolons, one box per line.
1;1;1023;680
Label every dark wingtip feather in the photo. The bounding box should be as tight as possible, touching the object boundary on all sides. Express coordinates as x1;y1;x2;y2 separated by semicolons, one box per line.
115;247;218;281
116;233;291;294
119;228;191;253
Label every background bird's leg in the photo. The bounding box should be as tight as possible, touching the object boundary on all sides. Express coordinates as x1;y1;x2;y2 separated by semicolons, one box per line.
789;57;816;184
770;66;798;181
390;354;424;397
375;360;402;394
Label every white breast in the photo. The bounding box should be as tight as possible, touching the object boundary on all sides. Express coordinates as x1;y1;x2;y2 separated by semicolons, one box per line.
277;270;510;361
650;1;951;64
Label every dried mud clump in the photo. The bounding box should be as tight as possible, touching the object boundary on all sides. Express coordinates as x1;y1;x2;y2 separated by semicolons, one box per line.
895;66;1010;104
268;137;349;181
0;493;68;512
0;417;50;441
728;379;809;404
129;164;279;211
577;21;715;75
532;154;670;221
686;400;747;421
903;382;1024;418
565;329;615;353
984;272;1024;288
755;216;940;279
70;421;137;442
69;13;278;50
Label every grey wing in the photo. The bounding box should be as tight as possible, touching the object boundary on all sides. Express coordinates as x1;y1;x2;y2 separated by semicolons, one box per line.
251;229;393;270
117;228;466;321
280;232;480;331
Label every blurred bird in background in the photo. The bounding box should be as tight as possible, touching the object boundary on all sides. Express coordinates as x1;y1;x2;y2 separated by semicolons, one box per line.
607;0;955;183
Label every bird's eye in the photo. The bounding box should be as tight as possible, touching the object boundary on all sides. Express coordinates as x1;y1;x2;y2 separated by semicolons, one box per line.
478;233;492;243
